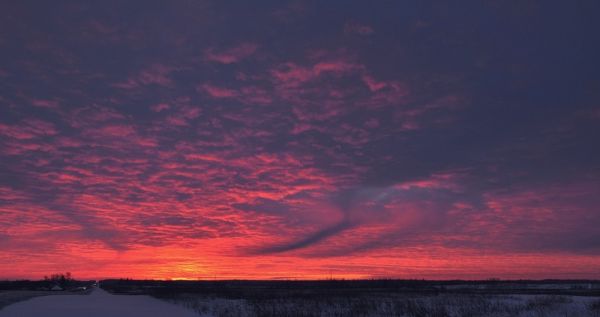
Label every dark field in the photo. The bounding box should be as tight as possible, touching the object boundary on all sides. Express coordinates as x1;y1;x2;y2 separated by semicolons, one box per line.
100;279;600;317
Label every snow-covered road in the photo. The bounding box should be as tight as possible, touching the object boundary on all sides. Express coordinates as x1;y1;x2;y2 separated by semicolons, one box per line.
0;287;200;317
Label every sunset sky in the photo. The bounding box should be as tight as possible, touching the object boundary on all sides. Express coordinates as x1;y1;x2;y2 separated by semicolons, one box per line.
1;1;600;280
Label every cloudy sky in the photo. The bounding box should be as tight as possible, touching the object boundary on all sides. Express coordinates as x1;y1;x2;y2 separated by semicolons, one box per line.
1;1;600;280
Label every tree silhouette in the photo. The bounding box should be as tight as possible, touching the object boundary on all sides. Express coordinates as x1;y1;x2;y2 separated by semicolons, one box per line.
44;272;73;289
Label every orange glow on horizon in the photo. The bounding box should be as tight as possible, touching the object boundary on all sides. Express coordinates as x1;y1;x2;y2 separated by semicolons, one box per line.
3;240;600;280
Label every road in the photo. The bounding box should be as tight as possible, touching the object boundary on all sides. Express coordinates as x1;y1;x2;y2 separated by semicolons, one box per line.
0;287;200;317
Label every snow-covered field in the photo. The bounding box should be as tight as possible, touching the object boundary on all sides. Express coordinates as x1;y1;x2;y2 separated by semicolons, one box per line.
0;291;68;310
161;293;600;317
2;286;600;317
0;287;201;317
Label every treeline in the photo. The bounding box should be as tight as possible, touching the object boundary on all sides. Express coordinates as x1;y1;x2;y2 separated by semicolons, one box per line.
43;272;74;289
0;272;94;291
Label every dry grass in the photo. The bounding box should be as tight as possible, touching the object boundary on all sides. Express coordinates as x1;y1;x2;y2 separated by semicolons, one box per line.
161;293;599;317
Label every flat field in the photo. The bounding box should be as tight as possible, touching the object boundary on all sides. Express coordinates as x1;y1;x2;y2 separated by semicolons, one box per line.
100;279;600;317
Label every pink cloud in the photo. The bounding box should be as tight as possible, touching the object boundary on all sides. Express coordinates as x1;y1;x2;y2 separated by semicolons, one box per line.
137;64;173;86
0;124;37;140
271;63;314;86
204;43;258;64
394;172;462;191
184;153;224;163
313;61;359;74
364;118;380;128
165;117;187;126
114;64;174;89
361;80;410;109
399;121;419;131
201;84;238;98
135;137;158;148
198;84;271;105
362;75;387;92
271;60;360;88
84;124;136;138
0;119;58;140
56;137;83;148
151;103;170;112
239;86;272;105
30;98;59;109
182;106;200;118
165;106;201;126
291;123;327;135
25;119;57;136
64;106;127;130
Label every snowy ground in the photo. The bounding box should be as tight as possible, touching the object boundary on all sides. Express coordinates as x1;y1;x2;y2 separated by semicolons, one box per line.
0;287;201;317
2;287;600;317
0;291;73;310
161;293;600;317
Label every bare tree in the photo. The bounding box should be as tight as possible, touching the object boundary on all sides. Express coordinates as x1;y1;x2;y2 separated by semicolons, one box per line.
44;272;74;289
